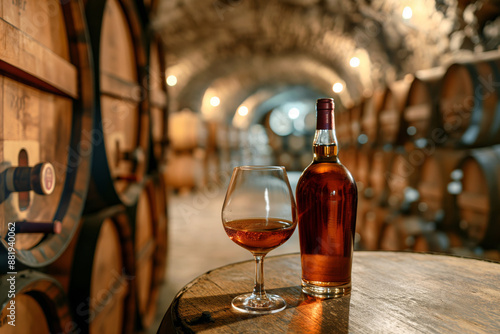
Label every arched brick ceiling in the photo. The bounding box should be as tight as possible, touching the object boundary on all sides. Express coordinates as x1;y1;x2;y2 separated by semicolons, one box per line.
152;0;500;119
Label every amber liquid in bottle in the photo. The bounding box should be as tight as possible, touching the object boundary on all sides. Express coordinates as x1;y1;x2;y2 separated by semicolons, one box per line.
296;98;357;298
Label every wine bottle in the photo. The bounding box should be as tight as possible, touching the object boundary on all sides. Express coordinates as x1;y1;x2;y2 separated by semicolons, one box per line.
296;98;358;298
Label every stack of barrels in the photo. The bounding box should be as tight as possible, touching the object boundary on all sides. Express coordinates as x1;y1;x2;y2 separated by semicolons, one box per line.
337;51;500;261
0;0;168;333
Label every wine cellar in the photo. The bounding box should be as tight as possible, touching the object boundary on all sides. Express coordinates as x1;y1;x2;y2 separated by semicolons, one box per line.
1;0;500;333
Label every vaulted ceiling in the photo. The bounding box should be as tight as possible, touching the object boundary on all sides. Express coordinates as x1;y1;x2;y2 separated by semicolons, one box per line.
152;0;500;125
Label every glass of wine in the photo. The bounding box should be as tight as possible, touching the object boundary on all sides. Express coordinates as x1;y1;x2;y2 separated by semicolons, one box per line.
222;166;297;314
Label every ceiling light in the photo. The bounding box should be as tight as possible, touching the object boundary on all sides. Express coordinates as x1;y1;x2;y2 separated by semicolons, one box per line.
210;96;220;107
349;57;360;67
332;83;344;93
237;106;249;116
166;75;177;86
402;6;412;20
288;107;300;119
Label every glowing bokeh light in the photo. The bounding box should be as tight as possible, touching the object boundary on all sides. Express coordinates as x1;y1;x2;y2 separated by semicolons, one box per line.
166;75;177;86
332;83;344;93
210;96;220;107
288;107;300;119
402;6;412;20
350;57;360;67
237;106;249;116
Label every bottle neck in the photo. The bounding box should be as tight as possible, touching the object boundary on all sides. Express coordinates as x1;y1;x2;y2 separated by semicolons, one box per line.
313;129;339;162
313;107;338;162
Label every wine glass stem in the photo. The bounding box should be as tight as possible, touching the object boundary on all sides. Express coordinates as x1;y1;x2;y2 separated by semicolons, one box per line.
253;255;267;299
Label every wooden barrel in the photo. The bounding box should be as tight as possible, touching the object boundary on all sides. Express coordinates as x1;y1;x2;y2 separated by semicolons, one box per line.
165;151;204;192
85;0;150;211
348;102;363;147
355;147;373;196
357;207;387;250
69;206;135;334
368;149;395;206
413;230;463;253
386;150;421;212
439;52;500;147
416;148;465;229
340;147;357;181
0;270;73;333
335;108;351;147
455;145;500;248
402;67;445;146
379;215;434;251
168;109;206;151
359;88;385;147
357;149;396;250
0;0;93;270
378;80;412;147
148;35;168;169
354;148;374;235
129;179;167;329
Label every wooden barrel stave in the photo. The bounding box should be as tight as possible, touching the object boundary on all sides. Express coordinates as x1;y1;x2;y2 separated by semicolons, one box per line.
0;0;93;269
153;173;168;285
148;36;168;169
130;180;165;329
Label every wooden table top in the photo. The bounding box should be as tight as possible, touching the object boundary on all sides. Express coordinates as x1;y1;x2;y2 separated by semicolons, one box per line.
158;252;500;333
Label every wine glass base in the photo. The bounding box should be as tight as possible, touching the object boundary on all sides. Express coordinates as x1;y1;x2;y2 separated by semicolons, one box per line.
301;279;351;299
231;293;287;314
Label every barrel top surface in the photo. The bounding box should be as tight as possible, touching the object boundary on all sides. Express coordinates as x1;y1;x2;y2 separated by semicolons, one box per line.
162;251;500;333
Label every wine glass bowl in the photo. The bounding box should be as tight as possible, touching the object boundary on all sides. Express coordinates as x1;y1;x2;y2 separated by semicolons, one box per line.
222;166;297;314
